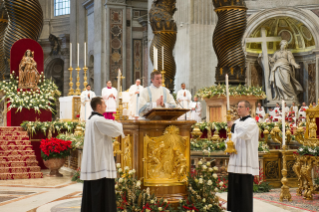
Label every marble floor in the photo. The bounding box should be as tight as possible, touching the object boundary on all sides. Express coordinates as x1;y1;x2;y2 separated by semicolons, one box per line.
0;170;313;212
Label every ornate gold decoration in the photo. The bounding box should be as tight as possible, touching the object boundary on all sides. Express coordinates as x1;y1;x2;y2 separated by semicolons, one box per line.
263;128;269;144
224;110;237;154
270;123;282;147
68;67;74;96
212;0;247;84
18;50;40;89
0;3;8;78
212;130;221;143
72;97;81;120
149;0;177;91
75;67;81;96
161;69;166;87
191;125;202;140
121;134;133;169
3;0;43;62
113;138;122;157
74;124;84;137
82;66;88;91
279;145;292;202
143;125;190;185
114;72;128;121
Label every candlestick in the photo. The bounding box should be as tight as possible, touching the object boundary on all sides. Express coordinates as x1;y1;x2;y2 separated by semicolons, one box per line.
75;66;81;96
70;43;72;67
282;100;285;146
226;74;230;111
84;42;86;67
77;43;79;67
82;66;88;91
162;46;164;70
154;47;158;70
68;67;74;96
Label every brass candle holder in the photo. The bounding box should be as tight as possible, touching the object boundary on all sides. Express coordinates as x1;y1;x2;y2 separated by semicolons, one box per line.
279;145;292;201
68;67;74;96
83;66;88;91
161;69;166;87
224;110;237;154
75;66;81;96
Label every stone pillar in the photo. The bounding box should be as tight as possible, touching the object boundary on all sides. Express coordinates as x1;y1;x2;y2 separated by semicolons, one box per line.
138;15;149;87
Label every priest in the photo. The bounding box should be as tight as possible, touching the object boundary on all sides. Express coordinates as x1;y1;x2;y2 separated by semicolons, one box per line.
80;84;96;121
138;71;176;116
81;97;124;212
101;80;118;120
255;102;265;123
128;79;144;119
176;83;192;120
190;96;202;122
226;100;259;212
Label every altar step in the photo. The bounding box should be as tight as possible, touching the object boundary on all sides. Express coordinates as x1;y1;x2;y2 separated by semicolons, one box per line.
0;127;43;180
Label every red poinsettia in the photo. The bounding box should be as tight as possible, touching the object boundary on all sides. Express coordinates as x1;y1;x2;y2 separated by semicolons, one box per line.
76;114;80;118
255;116;259;122
40;137;72;161
303;108;306;112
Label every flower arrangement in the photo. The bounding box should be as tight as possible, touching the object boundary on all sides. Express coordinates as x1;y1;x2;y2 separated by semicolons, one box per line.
195;84;266;99
216;176;228;192
258;142;270;153
297;146;319;156
253;168;272;193
191;139;226;152
115;164;175;212
71;167;83;183
57;133;84;150
40;137;72;161
178;159;224;212
1;71;61;113
192;122;227;132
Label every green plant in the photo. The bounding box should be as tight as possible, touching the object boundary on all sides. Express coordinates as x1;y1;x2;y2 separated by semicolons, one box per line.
57;133;84;150
253;182;272;193
40;137;72;161
71;168;83;183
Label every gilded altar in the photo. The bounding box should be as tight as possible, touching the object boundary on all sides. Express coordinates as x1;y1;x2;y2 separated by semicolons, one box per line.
117;119;195;201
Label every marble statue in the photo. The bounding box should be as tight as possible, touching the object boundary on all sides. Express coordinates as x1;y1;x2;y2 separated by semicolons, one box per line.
18;49;40;89
260;40;303;102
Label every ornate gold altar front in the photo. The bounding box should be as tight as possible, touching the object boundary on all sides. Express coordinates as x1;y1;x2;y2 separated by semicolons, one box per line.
118;119;195;201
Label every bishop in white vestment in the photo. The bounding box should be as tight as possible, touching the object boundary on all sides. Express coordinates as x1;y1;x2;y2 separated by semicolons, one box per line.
190;97;202;122
128;79;144;119
80;84;96;121
138;71;176;116
227;101;259;212
81;97;124;212
177;83;192;120
101;80;118;120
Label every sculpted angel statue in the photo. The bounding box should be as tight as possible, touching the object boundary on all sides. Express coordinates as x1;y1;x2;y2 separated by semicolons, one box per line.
268;40;303;100
18;49;40;89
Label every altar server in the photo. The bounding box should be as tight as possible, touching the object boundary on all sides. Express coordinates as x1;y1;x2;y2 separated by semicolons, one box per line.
80;84;96;121
226;100;259;212
190;96;202;122
177;83;192;120
290;102;299;117
128;79;144;119
274;102;281;115
138;71;176;116
255;102;265;123
81;97;124;212
101;80;118;120
299;102;308;120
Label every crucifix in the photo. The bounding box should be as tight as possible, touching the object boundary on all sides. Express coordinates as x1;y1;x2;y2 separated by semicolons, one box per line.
245;27;282;101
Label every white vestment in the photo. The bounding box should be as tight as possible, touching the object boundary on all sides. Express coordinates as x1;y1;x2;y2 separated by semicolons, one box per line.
274;107;281;115
227;117;259;176
177;89;192;120
190;101;202;122
299;106;308;118
138;84;176;115
80;90;96;121
101;87;118;112
81;114;124;180
272;115;282;122
291;106;299;117
255;107;265;122
128;84;144;118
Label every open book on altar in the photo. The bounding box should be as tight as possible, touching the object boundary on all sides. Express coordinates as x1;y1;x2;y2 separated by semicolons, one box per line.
142;108;189;120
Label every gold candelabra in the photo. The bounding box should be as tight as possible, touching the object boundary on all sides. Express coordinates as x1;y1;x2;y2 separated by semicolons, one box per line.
279;145;292;201
224;110;237;154
68;67;74;96
161;69;166;87
75;66;81;96
114;72;128;121
83;66;88;91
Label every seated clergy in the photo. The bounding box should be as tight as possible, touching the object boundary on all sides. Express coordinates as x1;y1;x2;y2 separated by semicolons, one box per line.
80;84;96;121
138;71;176;116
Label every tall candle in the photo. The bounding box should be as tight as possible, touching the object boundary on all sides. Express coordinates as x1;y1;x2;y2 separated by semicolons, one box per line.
70;43;72;67
162;46;164;70
226;74;230;111
282;100;285;146
155;47;158;70
77;43;79;67
84;42;86;67
153;46;156;70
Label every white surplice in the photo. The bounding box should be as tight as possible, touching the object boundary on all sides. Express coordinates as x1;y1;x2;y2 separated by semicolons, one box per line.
299;106;308;119
81;114;124;180
255;107;265;122
101;87;118;112
177;89;192;120
190;101;202;122
80;90;96;121
291;106;299;117
138;84;176;115
128;84;144;118
227;117;259;176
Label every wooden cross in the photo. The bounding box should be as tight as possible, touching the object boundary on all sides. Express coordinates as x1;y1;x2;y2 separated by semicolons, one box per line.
245;27;282;101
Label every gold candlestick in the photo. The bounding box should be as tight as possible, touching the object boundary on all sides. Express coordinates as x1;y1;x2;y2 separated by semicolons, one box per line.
83;66;88;91
75;66;81;96
224;110;237;154
161;69;166;87
279;145;292;201
68;67;74;96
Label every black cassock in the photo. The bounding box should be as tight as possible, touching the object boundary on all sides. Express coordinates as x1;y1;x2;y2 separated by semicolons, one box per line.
81;178;116;212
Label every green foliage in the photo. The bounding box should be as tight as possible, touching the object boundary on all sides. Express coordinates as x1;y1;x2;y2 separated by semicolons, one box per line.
71;168;83;183
191;139;226;152
57;133;84;150
1;72;61;114
258;142;270;152
297;146;319;156
253;182;272;193
314;178;319;186
195;84;266;99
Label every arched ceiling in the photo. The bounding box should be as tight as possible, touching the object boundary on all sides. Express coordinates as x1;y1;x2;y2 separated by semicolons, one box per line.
246;16;315;54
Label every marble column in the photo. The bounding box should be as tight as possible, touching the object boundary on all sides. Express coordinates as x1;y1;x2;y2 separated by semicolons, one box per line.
138;15;149;88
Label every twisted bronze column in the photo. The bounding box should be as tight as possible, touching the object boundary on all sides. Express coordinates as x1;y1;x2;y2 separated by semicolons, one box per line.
0;3;8;79
213;0;247;84
3;0;43;61
149;0;177;91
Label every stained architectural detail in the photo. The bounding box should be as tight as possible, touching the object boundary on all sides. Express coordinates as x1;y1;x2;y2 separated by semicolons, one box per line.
250;63;263;87
213;0;247;84
0;3;8;79
133;40;142;80
49;34;60;56
149;0;177;91
265;160;279;179
308;63;316;104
